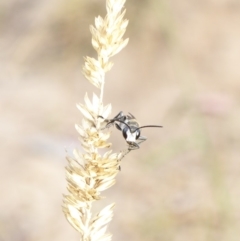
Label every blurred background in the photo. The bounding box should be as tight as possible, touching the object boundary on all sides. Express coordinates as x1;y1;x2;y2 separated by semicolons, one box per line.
1;0;240;240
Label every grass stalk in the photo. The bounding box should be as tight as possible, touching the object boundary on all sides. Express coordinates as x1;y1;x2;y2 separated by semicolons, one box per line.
62;0;129;240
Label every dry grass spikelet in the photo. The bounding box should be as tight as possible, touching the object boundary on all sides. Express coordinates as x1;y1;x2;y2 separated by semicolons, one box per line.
62;0;129;240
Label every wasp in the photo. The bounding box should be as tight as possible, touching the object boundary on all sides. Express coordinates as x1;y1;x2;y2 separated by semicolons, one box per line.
99;111;162;151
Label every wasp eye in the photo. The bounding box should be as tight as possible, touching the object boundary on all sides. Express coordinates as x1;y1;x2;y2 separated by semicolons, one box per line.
122;127;128;140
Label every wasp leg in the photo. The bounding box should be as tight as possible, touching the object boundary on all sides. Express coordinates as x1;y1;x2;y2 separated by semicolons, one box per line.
137;136;147;146
97;116;114;130
113;111;124;119
113;114;127;124
127;136;146;150
98;111;123;123
118;149;131;161
117;148;132;170
123;149;131;156
98;113;121;129
128;112;136;119
98;111;130;133
114;122;122;131
106;118;125;130
106;121;115;128
105;111;124;123
128;142;140;150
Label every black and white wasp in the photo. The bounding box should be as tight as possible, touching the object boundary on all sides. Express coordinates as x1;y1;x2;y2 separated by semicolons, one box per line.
99;111;162;151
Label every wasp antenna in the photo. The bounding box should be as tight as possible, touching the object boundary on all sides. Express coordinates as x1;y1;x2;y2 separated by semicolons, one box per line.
136;125;163;131
115;120;132;130
128;112;136;118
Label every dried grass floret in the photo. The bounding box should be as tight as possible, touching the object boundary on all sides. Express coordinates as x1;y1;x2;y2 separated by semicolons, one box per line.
63;0;128;240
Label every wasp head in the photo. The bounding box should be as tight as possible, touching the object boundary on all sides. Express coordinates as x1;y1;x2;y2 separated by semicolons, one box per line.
122;126;140;143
